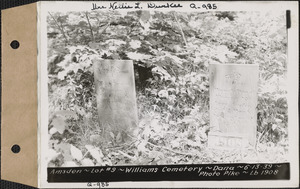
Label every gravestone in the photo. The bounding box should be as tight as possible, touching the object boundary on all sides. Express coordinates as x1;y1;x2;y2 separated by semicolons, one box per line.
208;63;259;148
93;59;138;144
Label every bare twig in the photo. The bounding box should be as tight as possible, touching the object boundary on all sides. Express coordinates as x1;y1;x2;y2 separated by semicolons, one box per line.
117;150;136;160
258;124;271;143
173;13;187;46
48;12;69;44
126;133;192;156
85;12;95;42
169;67;177;76
146;141;192;156
106;140;137;150
81;151;89;160
99;22;110;36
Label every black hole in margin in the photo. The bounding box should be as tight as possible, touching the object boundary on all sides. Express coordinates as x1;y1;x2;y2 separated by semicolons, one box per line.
10;40;20;49
286;10;291;29
11;144;21;153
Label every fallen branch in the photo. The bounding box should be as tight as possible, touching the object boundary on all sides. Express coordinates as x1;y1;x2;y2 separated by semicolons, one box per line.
127;132;192;156
117;150;136;160
106;140;137;150
146;141;192;156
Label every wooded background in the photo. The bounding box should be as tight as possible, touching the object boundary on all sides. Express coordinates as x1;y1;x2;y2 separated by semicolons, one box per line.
47;11;288;166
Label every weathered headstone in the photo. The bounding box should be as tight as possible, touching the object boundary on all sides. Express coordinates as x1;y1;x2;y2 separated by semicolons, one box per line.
93;59;138;144
208;63;259;148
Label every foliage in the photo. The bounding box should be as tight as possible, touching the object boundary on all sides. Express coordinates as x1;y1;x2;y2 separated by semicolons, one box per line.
47;10;288;166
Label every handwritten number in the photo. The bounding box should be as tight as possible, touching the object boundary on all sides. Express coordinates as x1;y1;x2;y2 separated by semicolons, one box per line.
201;3;217;10
243;165;250;170
263;164;272;169
111;167;116;172
102;182;109;187
87;182;109;188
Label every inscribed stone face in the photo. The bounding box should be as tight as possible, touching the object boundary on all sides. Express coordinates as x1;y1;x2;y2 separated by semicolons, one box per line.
93;59;138;142
208;63;259;148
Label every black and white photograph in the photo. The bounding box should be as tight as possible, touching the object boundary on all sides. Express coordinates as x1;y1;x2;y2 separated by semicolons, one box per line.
38;1;299;188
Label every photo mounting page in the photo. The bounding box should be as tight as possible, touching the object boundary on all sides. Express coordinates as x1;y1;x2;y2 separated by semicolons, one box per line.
38;1;299;188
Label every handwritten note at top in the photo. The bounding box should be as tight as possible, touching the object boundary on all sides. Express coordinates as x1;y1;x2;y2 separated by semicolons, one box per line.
91;2;217;11
208;64;259;148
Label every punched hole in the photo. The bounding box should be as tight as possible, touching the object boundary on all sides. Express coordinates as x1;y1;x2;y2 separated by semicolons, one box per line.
10;40;20;49
11;144;21;153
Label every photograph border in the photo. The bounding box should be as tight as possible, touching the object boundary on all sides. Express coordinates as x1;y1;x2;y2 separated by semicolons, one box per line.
38;1;299;188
